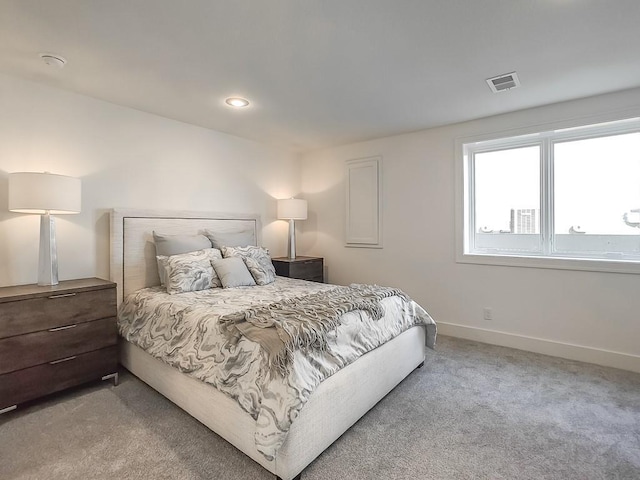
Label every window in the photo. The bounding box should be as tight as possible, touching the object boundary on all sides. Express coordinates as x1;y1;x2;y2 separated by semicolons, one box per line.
460;117;640;272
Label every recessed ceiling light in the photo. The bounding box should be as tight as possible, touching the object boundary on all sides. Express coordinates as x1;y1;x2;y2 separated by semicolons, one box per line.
225;97;250;108
39;53;66;68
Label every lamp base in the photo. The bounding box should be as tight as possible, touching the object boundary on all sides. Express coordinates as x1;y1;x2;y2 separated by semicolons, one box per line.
287;219;297;259
38;213;58;286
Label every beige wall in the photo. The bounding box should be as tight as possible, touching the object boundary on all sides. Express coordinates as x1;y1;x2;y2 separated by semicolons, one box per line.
300;88;640;372
0;73;299;287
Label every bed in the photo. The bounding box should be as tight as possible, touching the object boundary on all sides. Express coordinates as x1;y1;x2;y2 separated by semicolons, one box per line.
110;208;435;480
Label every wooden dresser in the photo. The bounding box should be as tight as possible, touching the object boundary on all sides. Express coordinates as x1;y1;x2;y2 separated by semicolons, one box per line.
0;278;118;413
272;256;324;283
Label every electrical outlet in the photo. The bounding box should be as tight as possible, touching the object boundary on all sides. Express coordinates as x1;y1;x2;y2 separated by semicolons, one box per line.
483;307;493;321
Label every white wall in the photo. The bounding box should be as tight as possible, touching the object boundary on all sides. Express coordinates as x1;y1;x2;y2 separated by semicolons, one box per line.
0;73;299;287
300;88;640;372
3;72;638;371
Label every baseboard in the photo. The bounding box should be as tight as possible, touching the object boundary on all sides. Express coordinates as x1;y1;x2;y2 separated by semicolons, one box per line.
437;322;640;374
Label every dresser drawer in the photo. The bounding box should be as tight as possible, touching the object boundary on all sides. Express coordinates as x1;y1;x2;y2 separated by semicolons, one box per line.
289;259;323;279
0;317;117;375
273;257;324;282
0;346;118;410
0;287;116;339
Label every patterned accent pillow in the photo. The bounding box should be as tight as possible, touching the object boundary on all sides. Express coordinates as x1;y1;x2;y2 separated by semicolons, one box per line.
159;248;223;294
153;232;212;285
221;246;276;286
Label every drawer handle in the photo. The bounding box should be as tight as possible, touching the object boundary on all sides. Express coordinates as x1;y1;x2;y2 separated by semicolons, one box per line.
48;324;77;332
49;356;77;365
48;293;77;299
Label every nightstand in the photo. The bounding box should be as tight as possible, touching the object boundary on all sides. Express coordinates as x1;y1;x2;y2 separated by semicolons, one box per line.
272;256;324;283
0;278;118;414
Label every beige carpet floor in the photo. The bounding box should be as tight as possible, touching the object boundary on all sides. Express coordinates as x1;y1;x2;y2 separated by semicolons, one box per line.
1;336;639;479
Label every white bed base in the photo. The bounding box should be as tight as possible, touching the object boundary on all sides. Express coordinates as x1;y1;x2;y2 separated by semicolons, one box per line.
110;209;427;480
121;327;426;479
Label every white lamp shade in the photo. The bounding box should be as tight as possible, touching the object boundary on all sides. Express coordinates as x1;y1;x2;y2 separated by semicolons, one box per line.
8;172;81;214
277;198;307;220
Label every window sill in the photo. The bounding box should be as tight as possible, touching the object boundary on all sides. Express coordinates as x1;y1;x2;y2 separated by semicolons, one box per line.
456;252;640;275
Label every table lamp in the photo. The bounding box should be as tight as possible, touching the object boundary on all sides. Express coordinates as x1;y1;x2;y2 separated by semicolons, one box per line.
277;198;307;259
8;172;81;286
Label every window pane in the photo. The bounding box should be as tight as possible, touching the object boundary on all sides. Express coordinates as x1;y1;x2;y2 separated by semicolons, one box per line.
554;133;640;257
474;146;541;253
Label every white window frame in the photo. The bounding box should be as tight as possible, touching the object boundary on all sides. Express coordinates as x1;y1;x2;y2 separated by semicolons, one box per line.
455;112;640;275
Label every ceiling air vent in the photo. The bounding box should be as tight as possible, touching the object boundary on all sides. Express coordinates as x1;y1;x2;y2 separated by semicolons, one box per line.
486;72;520;93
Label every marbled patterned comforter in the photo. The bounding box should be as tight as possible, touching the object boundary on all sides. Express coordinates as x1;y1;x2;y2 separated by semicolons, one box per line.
118;277;436;459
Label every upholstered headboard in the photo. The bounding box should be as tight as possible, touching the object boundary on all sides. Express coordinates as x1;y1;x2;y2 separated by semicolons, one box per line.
110;209;260;305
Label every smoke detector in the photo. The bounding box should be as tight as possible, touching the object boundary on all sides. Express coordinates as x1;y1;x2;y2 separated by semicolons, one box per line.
486;72;520;93
39;53;67;68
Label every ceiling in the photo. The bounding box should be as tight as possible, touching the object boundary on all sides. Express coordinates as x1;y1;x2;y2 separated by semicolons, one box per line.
1;1;640;152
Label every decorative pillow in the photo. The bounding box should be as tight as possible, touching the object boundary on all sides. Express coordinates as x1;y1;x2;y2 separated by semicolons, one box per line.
161;248;223;294
221;245;276;286
153;232;212;284
211;257;257;288
204;227;255;249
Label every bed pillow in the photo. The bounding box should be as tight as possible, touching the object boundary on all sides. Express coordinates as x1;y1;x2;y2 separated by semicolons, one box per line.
153;232;212;284
162;248;223;294
204;227;255;249
211;257;257;288
221;245;276;286
157;247;223;289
